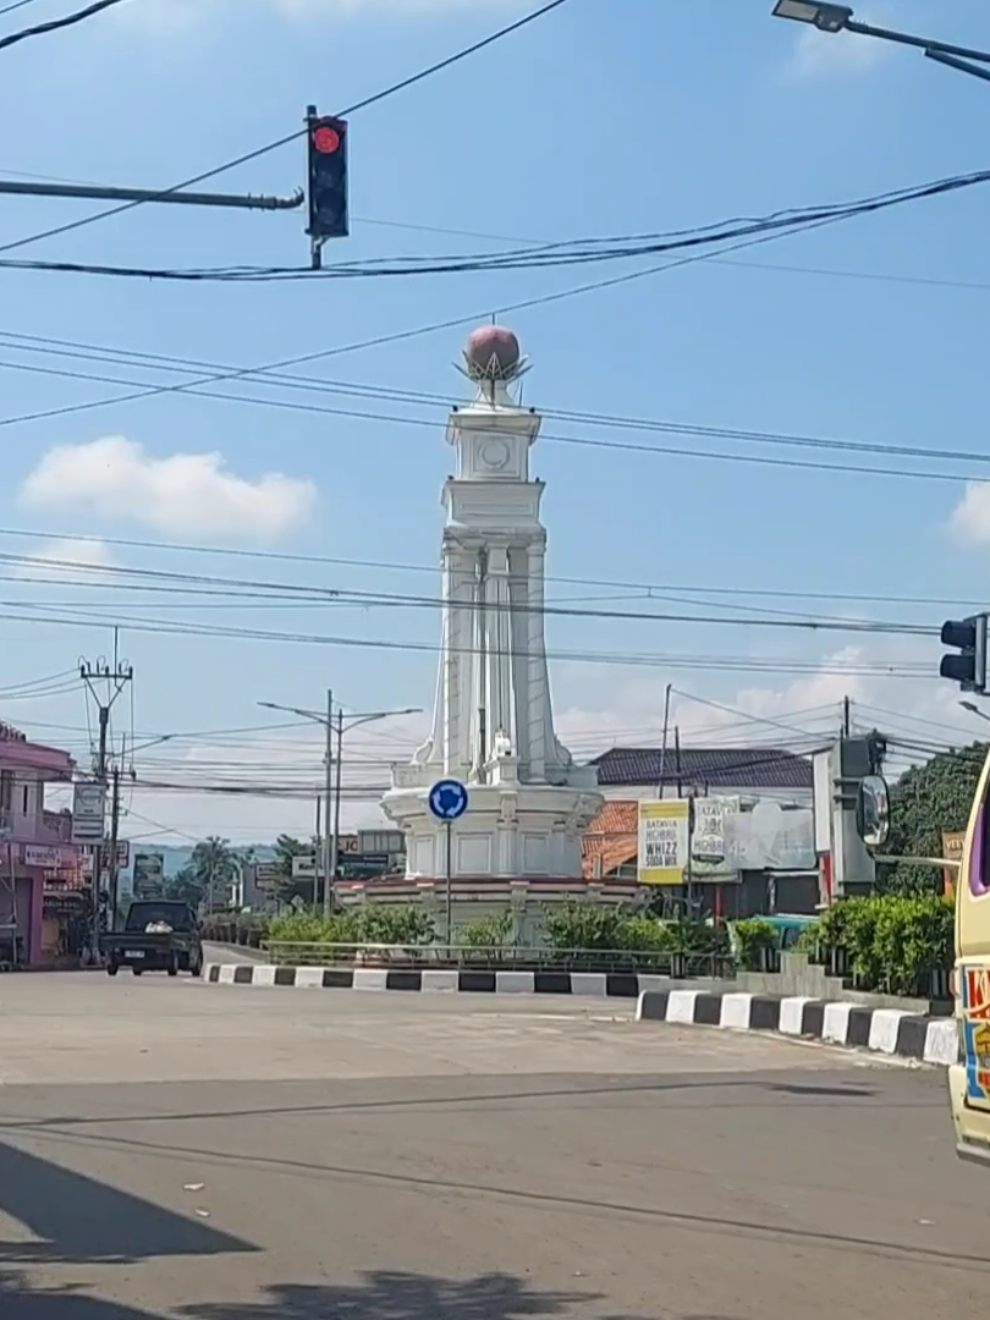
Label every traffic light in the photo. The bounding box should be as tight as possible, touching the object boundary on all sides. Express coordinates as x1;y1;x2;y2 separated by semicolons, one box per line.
939;613;988;692
306;108;348;252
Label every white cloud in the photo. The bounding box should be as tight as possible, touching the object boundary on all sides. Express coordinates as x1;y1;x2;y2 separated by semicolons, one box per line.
788;13;890;79
12;537;119;586
19;437;316;544
556;637;986;785
949;482;990;545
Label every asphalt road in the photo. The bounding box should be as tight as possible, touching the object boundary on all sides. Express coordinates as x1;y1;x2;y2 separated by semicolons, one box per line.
0;974;985;1319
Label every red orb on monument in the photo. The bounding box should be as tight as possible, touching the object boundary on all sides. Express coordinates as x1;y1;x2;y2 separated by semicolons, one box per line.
464;324;521;380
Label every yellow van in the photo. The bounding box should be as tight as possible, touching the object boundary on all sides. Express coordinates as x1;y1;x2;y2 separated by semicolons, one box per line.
947;748;990;1165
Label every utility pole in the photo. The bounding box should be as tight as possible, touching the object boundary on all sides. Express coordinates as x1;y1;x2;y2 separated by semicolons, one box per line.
329;705;344;918
80;647;133;962
323;689;334;918
107;763;121;931
843;695;851;737
658;682;672;798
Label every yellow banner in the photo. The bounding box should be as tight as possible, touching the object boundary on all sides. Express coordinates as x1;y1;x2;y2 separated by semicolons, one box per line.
638;799;690;886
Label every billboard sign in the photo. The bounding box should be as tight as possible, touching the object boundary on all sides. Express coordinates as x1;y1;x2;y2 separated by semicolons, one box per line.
638;800;690;886
71;782;106;843
133;851;166;898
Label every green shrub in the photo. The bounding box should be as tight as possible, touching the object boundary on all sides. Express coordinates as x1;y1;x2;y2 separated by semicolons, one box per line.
732;918;778;971
266;906;434;947
461;911;515;948
812;894;953;997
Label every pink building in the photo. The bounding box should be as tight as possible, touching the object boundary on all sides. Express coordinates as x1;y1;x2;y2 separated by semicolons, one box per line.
0;720;78;967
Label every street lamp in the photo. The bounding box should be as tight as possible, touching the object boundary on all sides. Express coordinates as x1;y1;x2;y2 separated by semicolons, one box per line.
960;700;990;723
257;693;420;917
771;2;990;83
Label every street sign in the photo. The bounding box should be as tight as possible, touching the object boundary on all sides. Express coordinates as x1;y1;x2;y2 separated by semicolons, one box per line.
133;851;165;898
254;863;283;890
429;779;468;822
71;782;106;843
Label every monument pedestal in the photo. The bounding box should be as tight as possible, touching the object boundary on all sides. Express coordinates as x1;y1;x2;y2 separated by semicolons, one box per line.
383;755;602;883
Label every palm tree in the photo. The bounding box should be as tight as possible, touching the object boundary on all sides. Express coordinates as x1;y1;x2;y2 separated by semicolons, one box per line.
190;836;238;912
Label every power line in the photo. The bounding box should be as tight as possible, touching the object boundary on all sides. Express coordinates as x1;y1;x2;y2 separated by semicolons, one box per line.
0;0;122;52
0;0;573;255
0;0;44;16
0;524;975;613
0;600;937;676
3;164;989;280
4;326;990;476
0;548;941;636
0;352;981;483
0;217;848;432
350;211;990;298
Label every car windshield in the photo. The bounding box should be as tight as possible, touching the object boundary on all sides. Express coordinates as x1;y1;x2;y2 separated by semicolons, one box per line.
124;903;194;933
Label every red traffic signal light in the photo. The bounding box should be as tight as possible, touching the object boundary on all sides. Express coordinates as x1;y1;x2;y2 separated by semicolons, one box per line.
313;125;341;155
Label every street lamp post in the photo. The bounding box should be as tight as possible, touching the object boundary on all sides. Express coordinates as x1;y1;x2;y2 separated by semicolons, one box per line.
258;695;420;917
961;700;990;724
772;3;990;84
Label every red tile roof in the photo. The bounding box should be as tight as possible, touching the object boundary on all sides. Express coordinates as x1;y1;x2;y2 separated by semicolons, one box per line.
582;800;639;880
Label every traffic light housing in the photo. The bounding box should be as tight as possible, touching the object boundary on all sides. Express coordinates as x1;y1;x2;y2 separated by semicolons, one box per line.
939;613;988;692
306;109;348;250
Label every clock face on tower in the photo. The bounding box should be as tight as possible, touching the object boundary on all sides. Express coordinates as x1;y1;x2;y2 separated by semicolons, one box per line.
479;437;511;471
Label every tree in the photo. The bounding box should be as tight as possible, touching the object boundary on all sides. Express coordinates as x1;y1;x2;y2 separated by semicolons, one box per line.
166;865;206;908
880;742;987;895
271;833;319;905
184;836;238;910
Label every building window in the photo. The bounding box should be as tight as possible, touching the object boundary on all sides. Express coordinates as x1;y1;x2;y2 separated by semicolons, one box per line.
22;784;30;815
0;770;12;812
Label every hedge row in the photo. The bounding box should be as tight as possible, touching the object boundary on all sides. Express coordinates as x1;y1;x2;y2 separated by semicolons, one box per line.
201;897;954;998
806;893;954;998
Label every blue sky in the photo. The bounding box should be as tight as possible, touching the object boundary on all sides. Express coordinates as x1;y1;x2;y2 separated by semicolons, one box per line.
1;0;990;842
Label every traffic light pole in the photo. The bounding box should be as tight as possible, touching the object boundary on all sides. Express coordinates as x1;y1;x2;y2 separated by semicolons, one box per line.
307;106;325;271
0;179;303;211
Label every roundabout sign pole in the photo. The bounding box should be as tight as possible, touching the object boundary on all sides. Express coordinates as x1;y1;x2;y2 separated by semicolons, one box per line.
428;779;469;944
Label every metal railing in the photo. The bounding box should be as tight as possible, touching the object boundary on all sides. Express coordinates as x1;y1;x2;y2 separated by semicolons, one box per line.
258;940;735;978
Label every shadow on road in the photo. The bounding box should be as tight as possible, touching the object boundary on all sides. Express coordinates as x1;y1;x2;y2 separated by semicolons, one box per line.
0;1269;161;1318
0;1140;254;1266
181;1270;600;1320
0;1268;648;1320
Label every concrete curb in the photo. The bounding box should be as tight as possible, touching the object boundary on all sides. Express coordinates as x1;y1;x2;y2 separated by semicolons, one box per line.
636;989;959;1067
203;963;672;998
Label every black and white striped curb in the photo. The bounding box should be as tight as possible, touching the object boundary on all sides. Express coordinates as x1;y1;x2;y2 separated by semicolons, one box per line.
203;963;669;998
636;989;959;1066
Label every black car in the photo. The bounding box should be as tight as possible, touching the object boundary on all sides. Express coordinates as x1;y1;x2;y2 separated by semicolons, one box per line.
102;900;204;977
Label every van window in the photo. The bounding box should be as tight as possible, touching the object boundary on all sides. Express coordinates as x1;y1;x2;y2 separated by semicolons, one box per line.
976;799;990;897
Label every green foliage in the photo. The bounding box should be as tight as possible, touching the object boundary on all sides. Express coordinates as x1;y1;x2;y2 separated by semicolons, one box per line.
271;834;320;903
732;919;778;971
165;865;205;907
814;894;954;997
267;905;435;947
461;910;515;948
165;837;239;909
542;903;725;956
881;743;987;895
356;906;434;945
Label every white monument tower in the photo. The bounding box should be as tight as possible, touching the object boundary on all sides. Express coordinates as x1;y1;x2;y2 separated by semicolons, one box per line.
382;326;603;894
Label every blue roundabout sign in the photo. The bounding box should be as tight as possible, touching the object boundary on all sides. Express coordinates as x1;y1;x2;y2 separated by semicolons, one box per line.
428;779;469;822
